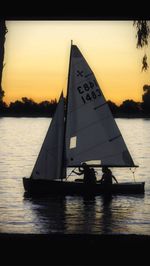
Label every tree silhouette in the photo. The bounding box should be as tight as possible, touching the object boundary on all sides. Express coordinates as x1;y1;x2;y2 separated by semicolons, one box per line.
119;100;141;114
134;21;150;71
8;97;57;116
107;100;119;115
0;20;7;104
141;85;150;113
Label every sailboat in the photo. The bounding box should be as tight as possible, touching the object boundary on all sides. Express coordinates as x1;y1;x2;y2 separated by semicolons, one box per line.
23;43;145;195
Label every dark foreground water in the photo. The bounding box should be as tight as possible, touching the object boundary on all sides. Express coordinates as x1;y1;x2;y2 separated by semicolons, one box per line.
0;117;150;235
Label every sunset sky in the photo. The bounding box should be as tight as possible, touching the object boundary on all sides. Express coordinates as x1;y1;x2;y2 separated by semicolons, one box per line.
2;21;150;105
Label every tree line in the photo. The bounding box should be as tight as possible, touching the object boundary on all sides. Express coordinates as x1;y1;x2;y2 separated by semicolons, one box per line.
0;84;150;117
0;97;57;117
107;84;150;117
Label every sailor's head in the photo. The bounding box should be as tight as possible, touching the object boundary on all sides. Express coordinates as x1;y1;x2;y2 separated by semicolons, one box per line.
81;162;88;169
102;166;109;173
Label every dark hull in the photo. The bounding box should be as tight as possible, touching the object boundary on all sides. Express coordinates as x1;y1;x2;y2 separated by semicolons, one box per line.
23;178;145;196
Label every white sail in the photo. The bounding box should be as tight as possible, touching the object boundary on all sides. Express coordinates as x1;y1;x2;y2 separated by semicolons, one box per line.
65;45;135;167
31;92;65;180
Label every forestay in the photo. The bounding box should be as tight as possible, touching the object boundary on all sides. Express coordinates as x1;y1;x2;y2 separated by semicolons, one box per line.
65;45;135;167
31;93;65;180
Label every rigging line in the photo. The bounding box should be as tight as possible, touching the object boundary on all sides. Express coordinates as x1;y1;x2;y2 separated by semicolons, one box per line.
66;168;76;180
130;167;136;182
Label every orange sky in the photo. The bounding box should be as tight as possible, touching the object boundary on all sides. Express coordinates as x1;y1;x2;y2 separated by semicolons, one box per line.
2;21;150;105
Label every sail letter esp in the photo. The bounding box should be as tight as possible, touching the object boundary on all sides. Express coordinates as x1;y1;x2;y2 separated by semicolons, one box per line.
65;45;135;168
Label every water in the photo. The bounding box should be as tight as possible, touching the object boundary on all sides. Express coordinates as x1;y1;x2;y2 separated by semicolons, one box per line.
0;117;150;235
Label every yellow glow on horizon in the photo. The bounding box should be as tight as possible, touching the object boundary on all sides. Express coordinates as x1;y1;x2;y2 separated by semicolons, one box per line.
2;21;150;105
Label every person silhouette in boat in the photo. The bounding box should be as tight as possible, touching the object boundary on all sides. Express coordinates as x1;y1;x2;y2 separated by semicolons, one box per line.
73;163;96;184
100;167;118;185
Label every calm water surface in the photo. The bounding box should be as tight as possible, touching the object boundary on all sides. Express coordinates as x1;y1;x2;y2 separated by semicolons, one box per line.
0;117;150;234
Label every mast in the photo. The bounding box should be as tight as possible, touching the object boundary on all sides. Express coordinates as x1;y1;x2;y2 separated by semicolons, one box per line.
61;40;73;180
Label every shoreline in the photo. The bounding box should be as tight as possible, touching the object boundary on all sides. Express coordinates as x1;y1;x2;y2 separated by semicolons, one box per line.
1;233;150;265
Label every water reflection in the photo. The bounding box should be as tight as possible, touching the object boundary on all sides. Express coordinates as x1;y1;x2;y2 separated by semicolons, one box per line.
23;194;110;234
100;195;113;234
23;195;67;233
23;193;145;234
81;196;97;233
24;194;98;234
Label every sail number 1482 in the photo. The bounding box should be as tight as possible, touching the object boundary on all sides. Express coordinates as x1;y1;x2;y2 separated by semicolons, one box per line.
77;79;101;104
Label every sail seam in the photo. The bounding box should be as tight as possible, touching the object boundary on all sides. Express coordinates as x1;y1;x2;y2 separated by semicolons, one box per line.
109;135;121;142
94;102;107;110
68;138;119;157
68;100;95;113
68;148;129;164
66;114;112;136
85;73;93;78
68;97;108;114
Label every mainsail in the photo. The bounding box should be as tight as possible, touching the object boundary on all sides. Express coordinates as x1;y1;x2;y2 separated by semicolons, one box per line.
65;44;135;167
31;92;65;180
